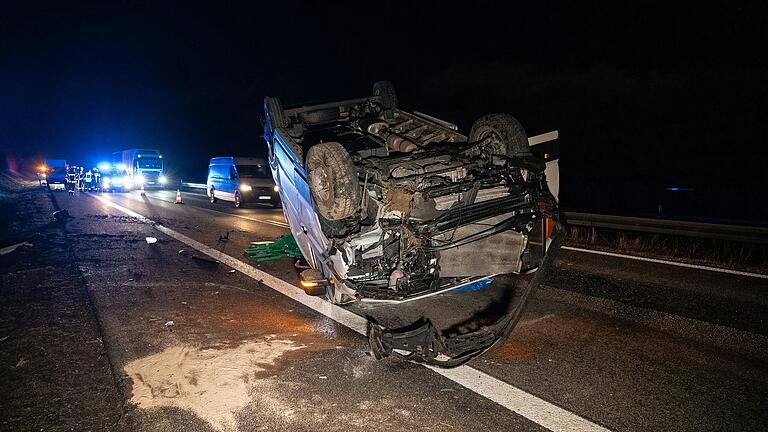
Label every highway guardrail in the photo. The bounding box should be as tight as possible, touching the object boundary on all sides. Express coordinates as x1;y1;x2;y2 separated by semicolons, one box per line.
565;212;768;245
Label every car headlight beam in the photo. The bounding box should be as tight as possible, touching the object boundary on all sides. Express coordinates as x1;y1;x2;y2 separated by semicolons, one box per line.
239;184;252;192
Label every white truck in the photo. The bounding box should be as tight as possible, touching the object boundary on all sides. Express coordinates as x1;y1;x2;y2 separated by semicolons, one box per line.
112;149;167;189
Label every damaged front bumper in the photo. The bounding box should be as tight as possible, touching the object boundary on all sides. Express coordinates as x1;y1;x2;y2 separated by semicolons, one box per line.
366;217;567;368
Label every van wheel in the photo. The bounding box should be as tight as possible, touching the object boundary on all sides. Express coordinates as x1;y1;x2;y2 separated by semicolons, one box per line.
234;192;242;208
373;81;397;120
306;142;360;220
266;97;287;128
469;114;531;157
209;188;217;203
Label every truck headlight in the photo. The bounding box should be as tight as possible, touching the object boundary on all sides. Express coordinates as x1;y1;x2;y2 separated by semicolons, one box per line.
273;185;279;192
159;175;167;184
136;174;145;184
103;177;111;185
239;184;252;192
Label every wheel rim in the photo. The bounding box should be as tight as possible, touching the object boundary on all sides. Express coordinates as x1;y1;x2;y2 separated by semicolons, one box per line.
480;129;506;155
309;166;332;203
235;193;240;206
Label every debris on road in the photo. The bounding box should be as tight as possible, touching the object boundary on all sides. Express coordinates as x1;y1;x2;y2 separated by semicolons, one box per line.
145;237;157;244
0;241;33;256
164;320;174;327
52;209;70;220
228;269;236;274
244;234;302;261
191;254;220;265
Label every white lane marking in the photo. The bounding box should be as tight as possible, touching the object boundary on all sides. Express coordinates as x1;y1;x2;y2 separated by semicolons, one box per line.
224;212;291;228
428;366;608;432
180;182;207;189
94;194;364;332
91;194;612;432
124;191;291;229
562;246;768;280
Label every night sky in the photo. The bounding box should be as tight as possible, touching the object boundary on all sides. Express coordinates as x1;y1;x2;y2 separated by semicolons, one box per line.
1;2;765;222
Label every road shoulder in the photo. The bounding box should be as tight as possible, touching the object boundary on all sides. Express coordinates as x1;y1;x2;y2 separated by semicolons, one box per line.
0;186;124;430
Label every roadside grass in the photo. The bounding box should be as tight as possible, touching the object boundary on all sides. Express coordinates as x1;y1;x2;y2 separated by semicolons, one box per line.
567;225;768;274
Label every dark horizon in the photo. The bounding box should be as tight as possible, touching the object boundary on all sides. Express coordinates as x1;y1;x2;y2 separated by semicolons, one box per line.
2;2;766;222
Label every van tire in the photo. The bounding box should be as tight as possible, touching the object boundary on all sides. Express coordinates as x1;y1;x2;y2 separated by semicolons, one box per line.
306;142;360;221
209;188;217;203
373;81;397;120
373;81;397;110
234;191;242;208
266;97;287;128
469;114;531;157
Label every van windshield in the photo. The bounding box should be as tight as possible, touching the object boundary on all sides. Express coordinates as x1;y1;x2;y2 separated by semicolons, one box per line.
236;164;268;178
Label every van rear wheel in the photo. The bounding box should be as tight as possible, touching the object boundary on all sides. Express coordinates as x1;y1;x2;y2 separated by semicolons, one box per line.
469;114;530;157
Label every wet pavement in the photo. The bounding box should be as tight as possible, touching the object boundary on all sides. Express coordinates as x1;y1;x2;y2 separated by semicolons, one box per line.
1;185;767;431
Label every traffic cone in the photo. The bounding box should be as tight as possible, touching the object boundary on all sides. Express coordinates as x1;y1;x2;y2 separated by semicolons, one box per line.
140;184;145;196
175;189;184;204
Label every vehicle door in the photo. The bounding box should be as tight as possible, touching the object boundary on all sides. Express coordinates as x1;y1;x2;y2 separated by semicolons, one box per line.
228;164;238;198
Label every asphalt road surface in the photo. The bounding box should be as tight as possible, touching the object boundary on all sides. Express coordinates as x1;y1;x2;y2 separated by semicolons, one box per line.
2;185;767;432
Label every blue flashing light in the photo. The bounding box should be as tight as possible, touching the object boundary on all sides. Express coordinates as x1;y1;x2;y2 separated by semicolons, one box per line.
97;162;111;171
665;187;695;192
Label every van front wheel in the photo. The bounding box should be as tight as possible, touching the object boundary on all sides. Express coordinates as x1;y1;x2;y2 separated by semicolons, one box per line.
234;191;242;208
209;188;217;203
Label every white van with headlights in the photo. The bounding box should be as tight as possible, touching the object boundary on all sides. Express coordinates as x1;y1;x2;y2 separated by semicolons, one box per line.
207;157;280;208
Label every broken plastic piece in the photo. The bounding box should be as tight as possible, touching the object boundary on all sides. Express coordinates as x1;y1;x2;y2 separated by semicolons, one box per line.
0;241;32;256
145;237;157;244
164;320;174;327
191;255;219;265
52;209;70;220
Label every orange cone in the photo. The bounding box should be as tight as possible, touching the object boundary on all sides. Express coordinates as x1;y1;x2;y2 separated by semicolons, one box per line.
140;184;145;196
175;189;184;204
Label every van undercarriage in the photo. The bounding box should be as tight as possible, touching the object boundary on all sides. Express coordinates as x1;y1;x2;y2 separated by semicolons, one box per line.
264;81;564;365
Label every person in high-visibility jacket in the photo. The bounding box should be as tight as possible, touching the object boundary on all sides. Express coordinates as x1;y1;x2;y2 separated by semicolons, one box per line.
66;166;78;194
93;168;101;190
